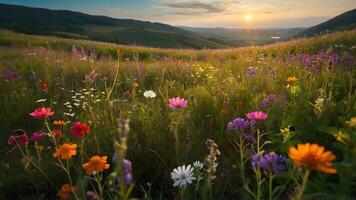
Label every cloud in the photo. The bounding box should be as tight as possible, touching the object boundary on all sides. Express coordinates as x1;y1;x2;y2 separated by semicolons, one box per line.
152;0;240;16
165;2;224;13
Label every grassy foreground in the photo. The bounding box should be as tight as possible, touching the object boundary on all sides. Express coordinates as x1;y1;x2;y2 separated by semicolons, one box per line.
0;29;355;199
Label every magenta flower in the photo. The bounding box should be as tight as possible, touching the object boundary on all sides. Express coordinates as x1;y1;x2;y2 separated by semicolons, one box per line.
168;97;188;109
31;132;47;141
8;134;29;146
246;111;268;121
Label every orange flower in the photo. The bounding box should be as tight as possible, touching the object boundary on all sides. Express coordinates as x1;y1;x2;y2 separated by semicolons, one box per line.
82;155;110;175
57;184;76;200
53;144;77;160
289;143;337;174
287;76;298;84
53;120;67;126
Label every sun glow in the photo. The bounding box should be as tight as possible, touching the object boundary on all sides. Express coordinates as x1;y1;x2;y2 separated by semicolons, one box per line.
244;15;252;21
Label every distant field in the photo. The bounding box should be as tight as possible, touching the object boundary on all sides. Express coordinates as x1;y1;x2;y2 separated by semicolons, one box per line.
0;29;355;199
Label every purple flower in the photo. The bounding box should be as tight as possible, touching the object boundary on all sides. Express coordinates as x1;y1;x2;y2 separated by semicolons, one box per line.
86;191;99;200
227;118;249;131
252;152;286;174
266;94;276;102
246;111;268;121
31;132;47;141
4;70;20;81
117;159;133;185
243;133;256;143
168;97;188;109
246;67;256;76
260;99;269;109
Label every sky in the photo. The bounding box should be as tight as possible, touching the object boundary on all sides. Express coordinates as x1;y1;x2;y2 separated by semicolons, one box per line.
1;0;355;28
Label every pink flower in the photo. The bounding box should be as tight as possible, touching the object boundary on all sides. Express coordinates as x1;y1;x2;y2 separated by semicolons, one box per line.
29;107;54;119
246;111;268;121
31;132;47;141
71;122;90;139
168;97;188;109
8;134;29;146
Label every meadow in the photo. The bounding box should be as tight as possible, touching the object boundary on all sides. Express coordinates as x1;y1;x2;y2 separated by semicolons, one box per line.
0;29;355;200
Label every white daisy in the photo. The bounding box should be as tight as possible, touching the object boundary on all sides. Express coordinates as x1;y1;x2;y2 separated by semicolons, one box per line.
171;165;196;187
143;90;156;98
193;161;204;170
36;99;47;103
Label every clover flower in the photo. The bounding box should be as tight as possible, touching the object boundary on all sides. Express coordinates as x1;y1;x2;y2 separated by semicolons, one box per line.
143;90;157;98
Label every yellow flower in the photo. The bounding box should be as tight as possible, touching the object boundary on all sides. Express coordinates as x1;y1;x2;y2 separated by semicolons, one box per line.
346;117;356;128
57;184;76;200
289;143;337;174
132;82;139;88
53;144;77;160
287;76;298;84
82;155;110;175
335;131;348;144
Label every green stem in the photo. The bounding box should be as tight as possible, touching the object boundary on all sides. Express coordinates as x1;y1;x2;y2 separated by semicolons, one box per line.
269;174;273;200
295;169;311;200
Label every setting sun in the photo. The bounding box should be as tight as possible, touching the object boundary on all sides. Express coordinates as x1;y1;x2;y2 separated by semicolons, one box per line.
244;15;252;21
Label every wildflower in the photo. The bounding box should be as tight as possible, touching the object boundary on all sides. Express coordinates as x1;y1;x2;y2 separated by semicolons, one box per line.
116;159;133;185
243;133;256;143
8;134;29;146
53;144;77;160
246;111;268;121
143;90;157;98
168;97;188;109
53;120;67;126
246;67;256;76
31;132;47;141
335;131;348;144
29;107;54;119
252;152;286;174
84;69;98;83
287;76;298;84
193;161;204;170
86;191;99;200
4;70;20;81
36;98;47;103
38;80;49;92
57;184;76;200
227;118;249;131
71;122;90;139
82;155;110;175
52;129;63;137
171;165;196;187
132;82;139;88
289;143;337;174
346;117;356;128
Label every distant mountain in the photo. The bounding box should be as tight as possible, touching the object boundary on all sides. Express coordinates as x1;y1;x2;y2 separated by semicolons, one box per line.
181;27;305;46
0;3;228;49
297;9;356;37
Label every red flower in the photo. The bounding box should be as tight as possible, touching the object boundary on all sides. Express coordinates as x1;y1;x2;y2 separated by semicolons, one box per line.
29;107;54;119
8;134;29;146
71;122;90;139
52;130;63;138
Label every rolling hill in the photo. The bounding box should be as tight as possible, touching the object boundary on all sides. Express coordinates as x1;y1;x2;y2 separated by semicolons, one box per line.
181;27;305;46
297;9;356;37
0;3;228;49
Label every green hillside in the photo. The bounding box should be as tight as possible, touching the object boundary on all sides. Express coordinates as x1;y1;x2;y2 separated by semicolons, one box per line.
297;9;356;37
0;3;228;49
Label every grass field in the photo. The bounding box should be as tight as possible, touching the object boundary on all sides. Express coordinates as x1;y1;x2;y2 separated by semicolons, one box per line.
0;29;355;200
